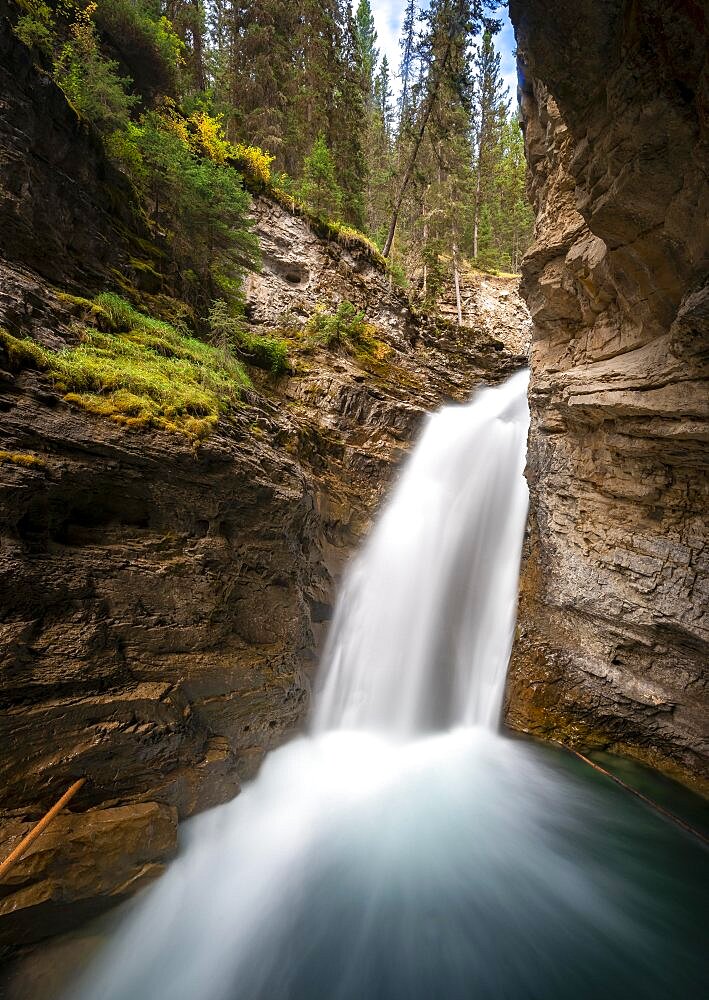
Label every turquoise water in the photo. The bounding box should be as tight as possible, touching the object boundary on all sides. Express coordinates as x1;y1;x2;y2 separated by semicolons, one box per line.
68;729;708;1000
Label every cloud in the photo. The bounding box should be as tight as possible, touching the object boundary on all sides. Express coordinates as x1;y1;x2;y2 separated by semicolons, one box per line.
370;0;406;94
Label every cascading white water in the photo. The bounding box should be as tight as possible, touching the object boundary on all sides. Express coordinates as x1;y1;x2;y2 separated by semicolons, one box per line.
314;368;530;733
68;371;707;1000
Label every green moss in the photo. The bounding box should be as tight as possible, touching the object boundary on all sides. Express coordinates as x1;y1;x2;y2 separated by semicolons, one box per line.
0;450;46;468
129;234;168;261
128;257;163;284
0;328;49;370
1;298;251;439
55;292;110;324
135;292;195;330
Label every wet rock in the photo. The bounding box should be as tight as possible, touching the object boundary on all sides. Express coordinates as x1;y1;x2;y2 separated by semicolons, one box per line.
0;803;176;948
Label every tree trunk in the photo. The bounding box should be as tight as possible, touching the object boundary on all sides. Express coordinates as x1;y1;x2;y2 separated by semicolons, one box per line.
382;43;452;258
191;2;207;92
453;242;463;327
473;159;482;260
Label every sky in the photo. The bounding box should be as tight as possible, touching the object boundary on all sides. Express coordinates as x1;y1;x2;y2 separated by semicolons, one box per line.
369;1;518;105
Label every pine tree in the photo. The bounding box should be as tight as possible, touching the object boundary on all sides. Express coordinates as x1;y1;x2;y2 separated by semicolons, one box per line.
354;0;378;101
470;30;507;260
333;2;368;227
374;56;394;145
299;133;344;220
398;0;417;129
221;0;300;164
163;1;207;92
383;0;489;257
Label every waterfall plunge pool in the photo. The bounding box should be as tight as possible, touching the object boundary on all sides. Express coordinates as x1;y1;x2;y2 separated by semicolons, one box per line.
61;372;707;1000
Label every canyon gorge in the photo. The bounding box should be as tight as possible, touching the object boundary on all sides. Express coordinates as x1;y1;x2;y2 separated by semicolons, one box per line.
0;0;706;987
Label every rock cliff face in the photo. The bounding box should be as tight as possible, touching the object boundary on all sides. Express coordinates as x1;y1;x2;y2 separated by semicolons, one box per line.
0;17;526;948
0;8;146;298
507;0;708;791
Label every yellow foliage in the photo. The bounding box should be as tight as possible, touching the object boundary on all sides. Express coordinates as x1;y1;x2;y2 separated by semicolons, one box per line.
189;112;231;164
0;450;46;468
156;100;191;146
230;143;274;187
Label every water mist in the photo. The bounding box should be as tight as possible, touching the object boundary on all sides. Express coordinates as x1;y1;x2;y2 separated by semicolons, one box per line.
69;371;707;1000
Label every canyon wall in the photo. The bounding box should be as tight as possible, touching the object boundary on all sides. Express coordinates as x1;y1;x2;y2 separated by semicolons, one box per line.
507;0;708;791
0;17;526;950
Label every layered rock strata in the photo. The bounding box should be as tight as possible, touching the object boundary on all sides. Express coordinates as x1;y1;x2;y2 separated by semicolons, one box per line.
0;19;526;944
507;0;708;791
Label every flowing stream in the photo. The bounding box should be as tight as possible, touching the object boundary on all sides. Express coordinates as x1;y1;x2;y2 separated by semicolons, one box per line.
71;371;707;1000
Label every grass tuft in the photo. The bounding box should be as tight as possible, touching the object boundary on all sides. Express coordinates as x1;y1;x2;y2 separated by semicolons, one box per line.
0;450;46;468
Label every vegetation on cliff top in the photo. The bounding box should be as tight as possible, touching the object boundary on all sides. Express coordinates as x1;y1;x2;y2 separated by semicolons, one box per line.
0;295;255;439
10;0;531;296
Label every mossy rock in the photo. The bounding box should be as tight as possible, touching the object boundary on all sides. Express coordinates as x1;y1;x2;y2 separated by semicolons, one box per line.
0;450;46;468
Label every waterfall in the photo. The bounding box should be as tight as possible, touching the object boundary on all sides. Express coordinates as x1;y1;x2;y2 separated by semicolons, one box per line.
68;372;707;1000
314;369;530;734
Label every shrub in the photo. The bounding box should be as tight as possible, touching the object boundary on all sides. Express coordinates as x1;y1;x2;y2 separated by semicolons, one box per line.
95;1;184;101
306;301;369;348
229;143;274;189
208;299;288;375
189;112;231;164
107;114;260;309
13;0;56;58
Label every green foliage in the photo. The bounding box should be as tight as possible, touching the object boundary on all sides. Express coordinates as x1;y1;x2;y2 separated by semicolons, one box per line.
238;331;289;376
387;260;409;290
107;113;259;308
208;300;288;375
298;134;343;222
94;0;184;100
421;240;447;304
10;0;533;305
13;0;56;57
305;301;381;356
474;115;534;273
54;3;139;131
1;298;251;438
354;0;378;93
